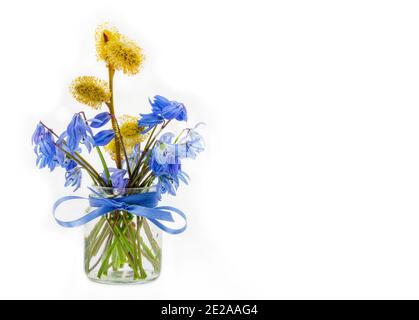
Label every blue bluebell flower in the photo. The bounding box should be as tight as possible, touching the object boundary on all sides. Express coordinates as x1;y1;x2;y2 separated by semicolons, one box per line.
179;124;205;159
152;133;177;165
137;113;164;133
32;123;46;145
147;124;204;195
35;132;59;171
32;124;61;171
153;164;189;195
138;95;187;133
159;132;175;144
101;168;128;189
152;165;180;196
149;143;189;196
153;126;205;164
32;122;80;173
53;139;80;170
64;166;82;191
89;112;112;128
62;113;95;153
161;103;187;122
150;95;187;121
93;129;115;146
63;159;77;171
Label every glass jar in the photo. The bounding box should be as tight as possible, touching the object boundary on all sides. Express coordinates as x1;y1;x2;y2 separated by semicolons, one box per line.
84;186;162;284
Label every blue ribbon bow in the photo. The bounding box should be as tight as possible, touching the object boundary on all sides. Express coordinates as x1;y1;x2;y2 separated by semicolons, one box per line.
53;188;187;234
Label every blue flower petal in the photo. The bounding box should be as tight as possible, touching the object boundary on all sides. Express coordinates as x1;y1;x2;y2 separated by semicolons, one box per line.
64;113;95;153
65;167;82;191
140;95;188;131
90;112;111;128
101;168;128;189
93;130;115;146
161;101;187;122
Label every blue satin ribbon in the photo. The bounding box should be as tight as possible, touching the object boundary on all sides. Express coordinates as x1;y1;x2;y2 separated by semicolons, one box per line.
53;188;187;234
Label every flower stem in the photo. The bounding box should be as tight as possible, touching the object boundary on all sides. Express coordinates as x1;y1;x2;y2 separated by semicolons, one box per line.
73;152;105;185
137;172;153;187
54;143;103;185
130;126;156;180
135;217;147;277
96;147;111;186
106;66;122;169
104;215;140;279
174;128;190;143
142;219;161;258
129;121;171;187
112;115;132;178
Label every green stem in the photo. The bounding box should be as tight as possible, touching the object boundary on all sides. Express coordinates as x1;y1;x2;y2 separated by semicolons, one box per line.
174;128;189;143
97;234;115;278
111;243;118;271
122;213;146;279
91;224;111;257
96;147;111;186
130;126;156;180
130;120;172;186
116;240;126;268
140;238;160;271
105;215;140;279
143;219;161;257
86;216;106;244
76;152;103;181
97;215;127;278
138;218;160;273
139;173;155;188
85;217;107;269
87;241;108;274
135;217;147;278
54;143;102;185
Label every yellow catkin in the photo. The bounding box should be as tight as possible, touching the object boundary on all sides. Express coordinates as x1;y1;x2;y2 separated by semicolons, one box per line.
70;76;110;109
105;115;147;160
95;23;145;75
95;23;121;61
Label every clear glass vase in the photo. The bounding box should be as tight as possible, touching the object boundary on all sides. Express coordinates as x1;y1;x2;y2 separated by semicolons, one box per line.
84;186;162;284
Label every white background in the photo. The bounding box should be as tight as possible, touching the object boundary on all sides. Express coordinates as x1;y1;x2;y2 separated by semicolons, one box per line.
0;0;419;299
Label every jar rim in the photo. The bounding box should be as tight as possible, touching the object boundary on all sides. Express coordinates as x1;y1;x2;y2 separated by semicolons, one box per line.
90;184;157;192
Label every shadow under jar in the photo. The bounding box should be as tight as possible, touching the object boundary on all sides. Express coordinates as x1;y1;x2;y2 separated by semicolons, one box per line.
84;185;162;284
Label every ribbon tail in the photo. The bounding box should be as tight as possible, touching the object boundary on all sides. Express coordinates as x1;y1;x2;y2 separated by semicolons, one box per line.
148;206;187;234
127;205;174;222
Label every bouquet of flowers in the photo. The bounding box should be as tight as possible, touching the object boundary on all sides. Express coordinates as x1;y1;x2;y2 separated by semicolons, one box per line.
32;24;205;284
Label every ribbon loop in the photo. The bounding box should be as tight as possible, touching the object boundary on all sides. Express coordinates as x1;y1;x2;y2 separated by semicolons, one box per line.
53;190;187;234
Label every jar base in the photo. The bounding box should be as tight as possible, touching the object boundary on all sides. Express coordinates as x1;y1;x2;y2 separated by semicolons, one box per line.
86;270;160;285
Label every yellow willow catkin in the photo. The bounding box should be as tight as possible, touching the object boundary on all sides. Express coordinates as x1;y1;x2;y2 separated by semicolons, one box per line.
95;23;145;75
95;23;120;61
105;115;147;160
70;76;111;109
